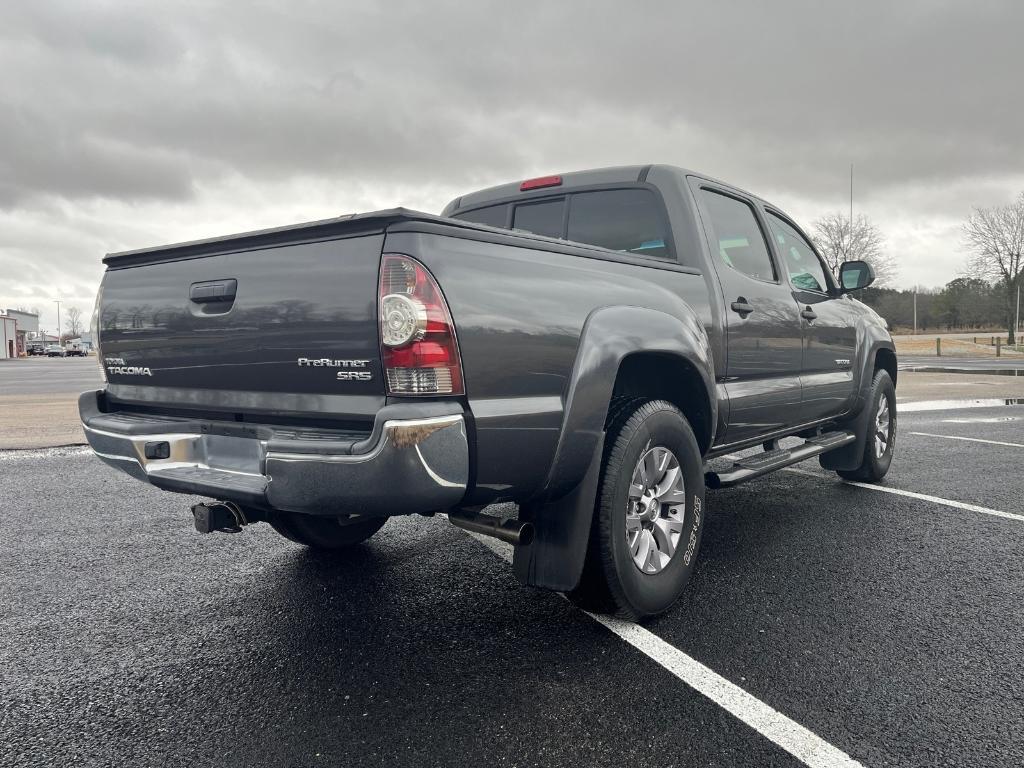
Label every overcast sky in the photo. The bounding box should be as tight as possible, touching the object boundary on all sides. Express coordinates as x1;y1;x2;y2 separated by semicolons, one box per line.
2;0;1023;334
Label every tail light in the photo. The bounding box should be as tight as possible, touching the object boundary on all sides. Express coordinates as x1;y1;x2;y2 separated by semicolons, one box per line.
379;254;464;396
91;283;105;382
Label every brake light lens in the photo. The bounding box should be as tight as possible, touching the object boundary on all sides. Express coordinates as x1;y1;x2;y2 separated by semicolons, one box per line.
379;254;463;396
520;175;562;191
91;283;105;382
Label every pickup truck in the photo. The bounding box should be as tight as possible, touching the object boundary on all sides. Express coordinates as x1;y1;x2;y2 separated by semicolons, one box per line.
80;165;896;619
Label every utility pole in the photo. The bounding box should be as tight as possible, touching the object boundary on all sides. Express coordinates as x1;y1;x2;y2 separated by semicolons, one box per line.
54;300;61;346
1016;282;1020;345
913;288;918;335
849;164;854;262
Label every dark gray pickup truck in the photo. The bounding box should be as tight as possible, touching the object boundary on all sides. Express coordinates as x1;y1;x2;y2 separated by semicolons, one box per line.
81;165;896;619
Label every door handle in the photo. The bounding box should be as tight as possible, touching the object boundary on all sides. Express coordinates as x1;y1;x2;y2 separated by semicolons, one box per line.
730;298;755;317
190;279;237;303
801;306;817;321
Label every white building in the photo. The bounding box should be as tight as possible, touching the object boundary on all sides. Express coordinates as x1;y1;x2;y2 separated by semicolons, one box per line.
3;309;39;356
0;314;17;359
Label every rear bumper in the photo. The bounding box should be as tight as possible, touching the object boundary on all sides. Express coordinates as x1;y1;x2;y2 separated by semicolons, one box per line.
78;391;469;516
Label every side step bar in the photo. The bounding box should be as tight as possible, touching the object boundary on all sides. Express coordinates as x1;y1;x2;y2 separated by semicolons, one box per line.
705;430;856;489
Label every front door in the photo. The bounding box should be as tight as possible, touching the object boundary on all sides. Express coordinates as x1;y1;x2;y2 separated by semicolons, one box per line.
693;185;804;445
763;210;858;423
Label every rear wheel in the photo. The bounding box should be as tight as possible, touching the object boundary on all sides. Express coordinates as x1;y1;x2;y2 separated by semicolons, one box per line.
837;369;896;482
269;512;387;549
568;400;706;620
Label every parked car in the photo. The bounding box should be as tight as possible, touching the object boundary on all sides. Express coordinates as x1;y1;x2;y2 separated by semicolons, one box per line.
66;343;87;357
45;345;66;357
79;165;896;619
26;345;46;356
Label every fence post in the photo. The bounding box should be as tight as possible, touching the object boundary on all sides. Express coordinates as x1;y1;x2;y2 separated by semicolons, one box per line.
936;337;941;356
997;337;1002;357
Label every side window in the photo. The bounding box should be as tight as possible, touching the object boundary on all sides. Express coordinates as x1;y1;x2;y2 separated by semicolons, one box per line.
766;212;830;294
566;189;671;259
453;204;508;229
700;190;776;282
512;198;566;238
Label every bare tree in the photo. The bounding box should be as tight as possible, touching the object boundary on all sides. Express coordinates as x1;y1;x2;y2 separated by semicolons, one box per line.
962;192;1024;344
812;213;897;287
65;306;84;338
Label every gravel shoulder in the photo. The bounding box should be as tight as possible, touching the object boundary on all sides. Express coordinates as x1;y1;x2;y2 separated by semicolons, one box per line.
0;394;86;450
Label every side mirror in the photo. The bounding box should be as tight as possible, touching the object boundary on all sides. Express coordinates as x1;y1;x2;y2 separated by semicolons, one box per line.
838;260;875;292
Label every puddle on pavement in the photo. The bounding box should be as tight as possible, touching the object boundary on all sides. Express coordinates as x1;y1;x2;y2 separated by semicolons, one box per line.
899;398;1024;413
942;416;1022;423
901;366;1024;376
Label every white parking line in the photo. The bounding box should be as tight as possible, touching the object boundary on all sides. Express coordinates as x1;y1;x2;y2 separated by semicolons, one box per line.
466;530;865;768
908;431;1024;449
785;467;1024;523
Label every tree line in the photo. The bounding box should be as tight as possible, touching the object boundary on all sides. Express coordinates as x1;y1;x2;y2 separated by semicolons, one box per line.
856;279;1012;333
808;191;1024;343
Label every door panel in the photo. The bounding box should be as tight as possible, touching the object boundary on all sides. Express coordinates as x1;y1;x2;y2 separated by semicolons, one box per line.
764;210;858;423
796;292;859;421
693;186;803;444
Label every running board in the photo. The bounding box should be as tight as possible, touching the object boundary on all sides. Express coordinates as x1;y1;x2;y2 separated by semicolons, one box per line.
705;431;857;489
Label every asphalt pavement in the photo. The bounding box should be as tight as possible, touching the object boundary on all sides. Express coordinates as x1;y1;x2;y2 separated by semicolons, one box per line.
0;356;103;396
3;402;1023;767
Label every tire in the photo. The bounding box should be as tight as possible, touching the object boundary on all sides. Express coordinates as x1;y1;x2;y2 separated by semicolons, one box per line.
568;400;706;620
269;512;387;549
837;369;896;482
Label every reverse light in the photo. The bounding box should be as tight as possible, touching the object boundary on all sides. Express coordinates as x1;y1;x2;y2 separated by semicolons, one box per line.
379;254;463;396
381;293;427;347
520;175;562;191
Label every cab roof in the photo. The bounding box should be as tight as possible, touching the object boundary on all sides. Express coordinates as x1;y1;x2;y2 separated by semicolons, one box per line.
442;164;769;217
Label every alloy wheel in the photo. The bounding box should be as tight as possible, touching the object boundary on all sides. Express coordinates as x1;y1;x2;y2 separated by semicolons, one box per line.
625;446;686;574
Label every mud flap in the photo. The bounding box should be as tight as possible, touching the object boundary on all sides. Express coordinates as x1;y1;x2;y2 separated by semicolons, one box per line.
818;394;872;472
513;434;603;592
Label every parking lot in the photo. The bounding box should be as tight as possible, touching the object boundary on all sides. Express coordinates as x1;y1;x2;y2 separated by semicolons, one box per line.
2;361;1023;767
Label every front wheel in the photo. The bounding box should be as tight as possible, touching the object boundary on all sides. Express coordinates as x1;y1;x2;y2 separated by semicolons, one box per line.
837;369;896;482
269;512;387;549
568;400;706;621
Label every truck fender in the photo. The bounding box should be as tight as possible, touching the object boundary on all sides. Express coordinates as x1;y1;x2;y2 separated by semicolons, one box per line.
513;304;715;592
819;324;897;472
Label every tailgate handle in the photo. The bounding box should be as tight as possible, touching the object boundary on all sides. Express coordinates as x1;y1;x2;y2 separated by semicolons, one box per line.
189;279;237;304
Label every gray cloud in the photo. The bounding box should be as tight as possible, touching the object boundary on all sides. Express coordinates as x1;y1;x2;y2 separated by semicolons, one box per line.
2;0;1024;327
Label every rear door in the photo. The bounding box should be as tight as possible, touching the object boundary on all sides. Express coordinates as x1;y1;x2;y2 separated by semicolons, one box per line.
763;209;858;422
692;184;803;444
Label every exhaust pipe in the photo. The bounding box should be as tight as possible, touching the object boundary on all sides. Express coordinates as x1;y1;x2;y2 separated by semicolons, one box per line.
448;510;534;547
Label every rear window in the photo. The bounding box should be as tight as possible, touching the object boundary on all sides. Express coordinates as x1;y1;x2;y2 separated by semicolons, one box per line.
567;189;669;259
454;204;508;228
512;198;565;238
452;187;672;260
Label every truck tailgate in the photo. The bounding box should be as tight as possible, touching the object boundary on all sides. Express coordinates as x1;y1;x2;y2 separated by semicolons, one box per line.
98;230;387;421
